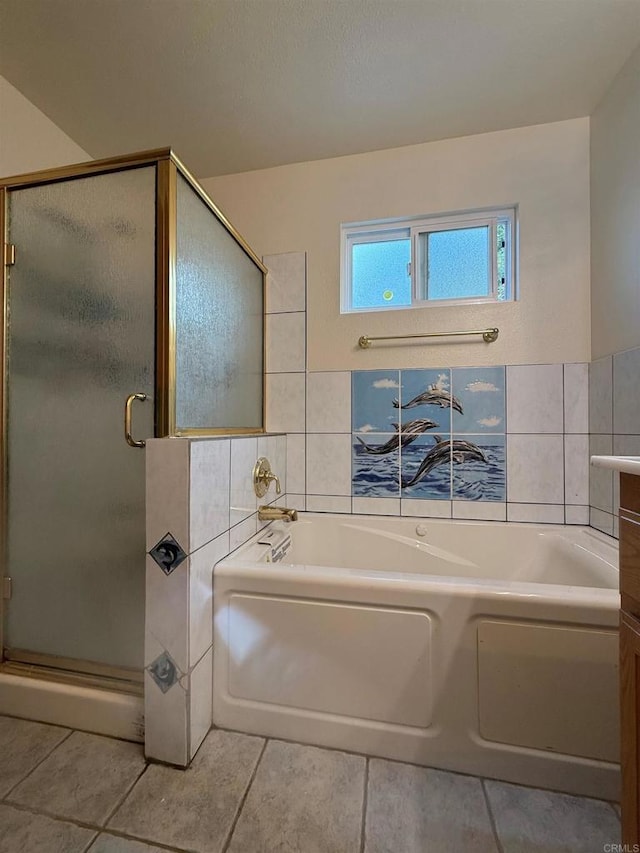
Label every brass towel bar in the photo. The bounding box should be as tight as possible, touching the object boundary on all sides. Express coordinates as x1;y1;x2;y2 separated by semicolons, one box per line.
358;328;499;348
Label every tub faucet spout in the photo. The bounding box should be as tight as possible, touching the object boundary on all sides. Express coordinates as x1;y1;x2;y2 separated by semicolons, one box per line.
257;505;298;522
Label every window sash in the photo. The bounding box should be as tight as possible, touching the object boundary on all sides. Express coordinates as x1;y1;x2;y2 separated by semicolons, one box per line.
341;207;515;312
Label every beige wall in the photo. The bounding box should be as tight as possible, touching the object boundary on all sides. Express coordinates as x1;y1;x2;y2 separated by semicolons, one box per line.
590;45;640;360
204;118;591;371
0;76;89;177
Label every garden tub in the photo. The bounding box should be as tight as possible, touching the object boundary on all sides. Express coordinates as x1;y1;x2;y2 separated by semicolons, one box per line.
213;513;619;799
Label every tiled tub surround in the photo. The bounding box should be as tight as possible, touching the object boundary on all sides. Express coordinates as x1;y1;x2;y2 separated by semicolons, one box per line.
145;433;287;766
214;514;619;800
275;364;589;522
262;253;590;522
589;346;640;539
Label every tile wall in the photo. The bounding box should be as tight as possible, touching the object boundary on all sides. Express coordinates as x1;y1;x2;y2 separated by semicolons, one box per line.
144;432;287;766
143;250;608;767
589;347;640;538
265;252;590;525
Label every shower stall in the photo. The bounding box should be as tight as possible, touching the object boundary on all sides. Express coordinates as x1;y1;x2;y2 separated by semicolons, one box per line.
0;149;265;734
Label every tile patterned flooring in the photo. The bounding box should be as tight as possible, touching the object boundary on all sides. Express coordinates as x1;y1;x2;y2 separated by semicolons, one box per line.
0;714;621;853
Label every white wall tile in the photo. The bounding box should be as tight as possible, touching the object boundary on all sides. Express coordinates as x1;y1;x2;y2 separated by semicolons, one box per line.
306;372;351;433
144;669;188;767
190;439;231;552
190;532;229;668
506;365;564;433
563;363;589;433
401;499;453;519
146;438;189;552
565;505;589;525
266;373;306;433
564;434;589;504
263;252;306;313
614;347;640;434
507;503;564;524
229;514;258;552
452;501;507;521
145;555;188;674
589;355;613;434
266;312;305;373
507;434;564;503
589;434;613;512
189;647;213;760
287;494;306;510
230;437;258;527
305;495;352;513
590;507;614;537
286;434;306;494
352;497;401;516
306;433;352;496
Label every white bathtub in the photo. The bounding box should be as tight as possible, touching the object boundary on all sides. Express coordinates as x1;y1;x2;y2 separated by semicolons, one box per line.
213;513;620;799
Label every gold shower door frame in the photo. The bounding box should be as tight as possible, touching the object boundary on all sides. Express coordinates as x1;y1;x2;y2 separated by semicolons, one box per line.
0;148;267;684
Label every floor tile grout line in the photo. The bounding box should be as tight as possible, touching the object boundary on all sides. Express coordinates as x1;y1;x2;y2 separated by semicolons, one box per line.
1;725;74;801
221;736;269;853
0;798;190;852
359;756;369;853
102;760;150;829
80;829;101;853
481;778;505;853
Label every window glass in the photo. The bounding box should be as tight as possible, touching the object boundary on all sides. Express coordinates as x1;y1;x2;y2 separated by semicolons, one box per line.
341;206;515;312
424;226;490;300
352;238;411;309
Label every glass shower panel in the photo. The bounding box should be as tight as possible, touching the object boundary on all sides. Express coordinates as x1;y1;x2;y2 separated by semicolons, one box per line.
175;175;263;431
5;166;156;670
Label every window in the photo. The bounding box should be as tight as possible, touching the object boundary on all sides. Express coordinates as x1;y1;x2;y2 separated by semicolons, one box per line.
341;207;516;313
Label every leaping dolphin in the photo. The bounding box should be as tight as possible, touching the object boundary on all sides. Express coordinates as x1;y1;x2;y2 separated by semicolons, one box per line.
392;385;464;415
401;437;487;488
356;418;439;455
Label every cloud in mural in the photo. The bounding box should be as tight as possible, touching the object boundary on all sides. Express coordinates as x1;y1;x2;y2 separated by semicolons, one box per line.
478;416;503;427
466;380;499;393
373;378;399;389
358;424;376;433
435;374;449;391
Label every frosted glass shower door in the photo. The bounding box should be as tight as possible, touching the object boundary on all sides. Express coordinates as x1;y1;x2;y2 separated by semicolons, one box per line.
4;166;156;671
175;174;264;431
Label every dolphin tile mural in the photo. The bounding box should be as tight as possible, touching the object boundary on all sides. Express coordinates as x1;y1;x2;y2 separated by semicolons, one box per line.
451;367;505;433
353;433;400;496
400;433;452;500
351;367;507;500
352;370;401;434
451;433;506;501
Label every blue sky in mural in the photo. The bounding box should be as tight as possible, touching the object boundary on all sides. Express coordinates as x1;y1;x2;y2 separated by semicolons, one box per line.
400;433;451;500
451;434;506;501
352;434;400;496
352;370;401;433
451;366;505;433
398;369;453;431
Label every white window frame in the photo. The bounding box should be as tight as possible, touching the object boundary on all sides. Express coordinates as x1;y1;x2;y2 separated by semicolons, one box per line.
340;206;517;314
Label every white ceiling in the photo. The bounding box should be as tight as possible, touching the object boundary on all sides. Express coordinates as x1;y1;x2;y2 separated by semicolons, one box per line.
0;0;639;177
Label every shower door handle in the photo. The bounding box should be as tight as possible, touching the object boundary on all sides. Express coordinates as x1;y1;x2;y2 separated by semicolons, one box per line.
124;393;147;448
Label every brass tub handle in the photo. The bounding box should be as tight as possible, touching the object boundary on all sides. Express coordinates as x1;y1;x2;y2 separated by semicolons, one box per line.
124;393;147;448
